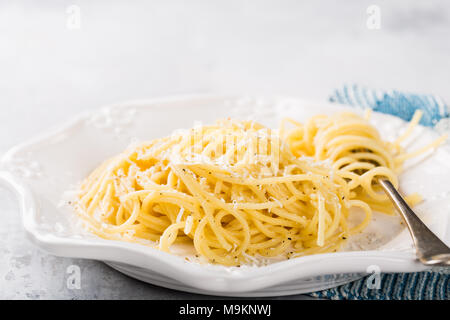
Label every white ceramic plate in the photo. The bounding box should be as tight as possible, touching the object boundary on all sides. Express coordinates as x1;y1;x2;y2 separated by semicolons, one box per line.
1;95;449;297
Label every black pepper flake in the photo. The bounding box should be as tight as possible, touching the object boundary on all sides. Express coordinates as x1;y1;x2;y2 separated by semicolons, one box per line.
288;237;292;240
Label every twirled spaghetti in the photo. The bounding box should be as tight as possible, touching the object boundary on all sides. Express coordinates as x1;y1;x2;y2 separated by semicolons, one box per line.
281;110;446;215
74;111;445;266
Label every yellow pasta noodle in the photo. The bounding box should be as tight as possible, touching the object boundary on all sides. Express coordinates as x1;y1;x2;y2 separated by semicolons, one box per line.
74;111;446;266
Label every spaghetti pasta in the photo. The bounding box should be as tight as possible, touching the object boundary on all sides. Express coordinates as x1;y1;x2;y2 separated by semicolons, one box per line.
281;110;446;216
74;111;446;266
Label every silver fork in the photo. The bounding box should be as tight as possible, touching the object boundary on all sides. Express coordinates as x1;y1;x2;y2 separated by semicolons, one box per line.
379;179;450;266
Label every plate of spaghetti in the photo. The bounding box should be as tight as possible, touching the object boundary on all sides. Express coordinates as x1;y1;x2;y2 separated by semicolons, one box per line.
1;95;449;296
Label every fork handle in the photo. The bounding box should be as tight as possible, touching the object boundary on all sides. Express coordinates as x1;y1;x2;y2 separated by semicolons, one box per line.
379;179;450;266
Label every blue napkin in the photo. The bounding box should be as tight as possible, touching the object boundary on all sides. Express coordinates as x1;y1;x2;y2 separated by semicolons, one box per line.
308;84;450;300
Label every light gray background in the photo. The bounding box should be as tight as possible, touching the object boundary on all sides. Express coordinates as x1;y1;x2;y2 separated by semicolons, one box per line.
0;0;449;299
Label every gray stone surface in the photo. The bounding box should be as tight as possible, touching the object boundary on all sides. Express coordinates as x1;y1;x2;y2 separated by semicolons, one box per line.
0;0;449;299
